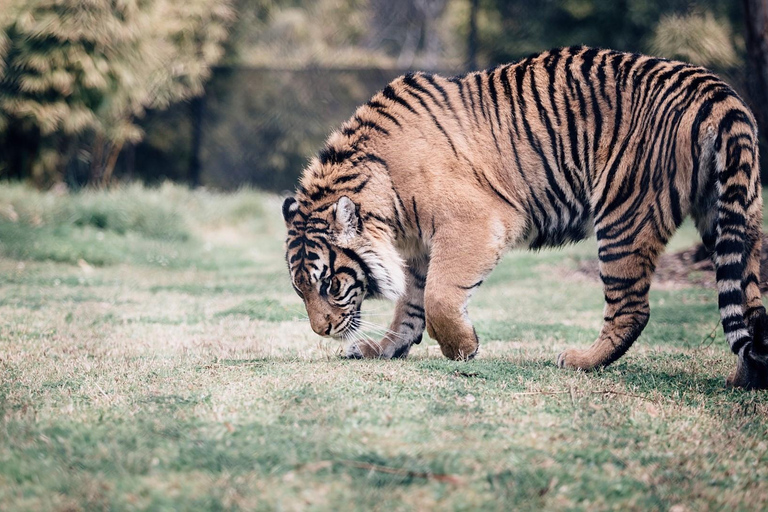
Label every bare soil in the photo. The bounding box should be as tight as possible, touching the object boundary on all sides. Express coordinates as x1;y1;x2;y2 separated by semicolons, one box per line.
576;234;768;293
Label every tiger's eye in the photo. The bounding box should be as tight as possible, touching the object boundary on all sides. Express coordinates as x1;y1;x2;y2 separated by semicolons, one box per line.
329;276;341;296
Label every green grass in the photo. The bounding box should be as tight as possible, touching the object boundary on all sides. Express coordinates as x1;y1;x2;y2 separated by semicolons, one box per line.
0;183;265;267
1;184;768;510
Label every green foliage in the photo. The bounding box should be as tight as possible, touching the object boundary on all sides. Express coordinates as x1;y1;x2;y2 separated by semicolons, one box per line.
0;183;191;240
0;221;187;267
650;10;741;68
0;0;233;187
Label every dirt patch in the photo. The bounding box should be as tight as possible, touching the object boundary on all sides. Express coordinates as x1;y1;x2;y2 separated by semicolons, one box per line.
575;234;768;293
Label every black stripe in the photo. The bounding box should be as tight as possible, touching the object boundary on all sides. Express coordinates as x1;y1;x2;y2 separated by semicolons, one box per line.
340;247;380;297
318;146;354;165
367;100;403;127
407;302;425;314
423;74;452;107
382;85;417;114
334;174;359;185
412;197;422;239
544;49;562;125
405;311;424;321
719;289;744;308
458;279;484;290
402;89;460;158
408;267;426;289
731;336;750;354
351;117;389;135
403;73;440;105
482;172;519;212
474;73;487;120
488;68;501;128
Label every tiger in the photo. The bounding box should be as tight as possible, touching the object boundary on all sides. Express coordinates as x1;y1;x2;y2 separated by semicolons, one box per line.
282;46;768;389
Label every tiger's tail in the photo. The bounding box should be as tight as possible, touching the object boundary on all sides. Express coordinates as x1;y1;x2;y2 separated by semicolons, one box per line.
709;102;764;361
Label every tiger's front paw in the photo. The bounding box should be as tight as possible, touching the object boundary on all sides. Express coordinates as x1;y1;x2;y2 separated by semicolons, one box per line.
343;338;397;359
556;348;601;371
343;343;365;359
439;340;479;361
344;338;417;360
343;342;378;359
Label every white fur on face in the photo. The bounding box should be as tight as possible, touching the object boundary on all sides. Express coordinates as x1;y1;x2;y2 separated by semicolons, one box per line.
358;239;405;301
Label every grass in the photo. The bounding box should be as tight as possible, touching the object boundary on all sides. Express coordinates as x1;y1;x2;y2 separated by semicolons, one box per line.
1;183;768;510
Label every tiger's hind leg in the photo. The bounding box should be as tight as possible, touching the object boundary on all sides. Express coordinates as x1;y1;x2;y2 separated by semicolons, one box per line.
557;220;665;370
345;256;428;359
726;198;768;389
697;126;768;389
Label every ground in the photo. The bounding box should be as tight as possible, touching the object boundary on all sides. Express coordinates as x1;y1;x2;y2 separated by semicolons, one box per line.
0;184;767;511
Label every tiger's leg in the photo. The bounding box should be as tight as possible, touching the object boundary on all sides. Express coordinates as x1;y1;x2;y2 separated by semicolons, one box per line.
346;256;429;359
557;224;664;370
425;222;507;361
727;201;768;389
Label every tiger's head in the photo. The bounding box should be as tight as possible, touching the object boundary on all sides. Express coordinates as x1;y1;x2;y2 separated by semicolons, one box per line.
282;193;405;339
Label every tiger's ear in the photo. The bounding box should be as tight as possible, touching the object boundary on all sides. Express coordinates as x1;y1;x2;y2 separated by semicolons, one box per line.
282;196;299;225
333;196;361;244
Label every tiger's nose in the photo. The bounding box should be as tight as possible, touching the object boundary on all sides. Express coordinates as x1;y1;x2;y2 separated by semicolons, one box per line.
310;315;332;337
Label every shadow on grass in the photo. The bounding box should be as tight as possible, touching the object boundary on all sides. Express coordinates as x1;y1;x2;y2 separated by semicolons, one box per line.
609;362;726;395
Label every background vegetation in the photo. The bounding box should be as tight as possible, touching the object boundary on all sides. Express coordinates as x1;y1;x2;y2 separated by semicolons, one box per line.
0;0;763;191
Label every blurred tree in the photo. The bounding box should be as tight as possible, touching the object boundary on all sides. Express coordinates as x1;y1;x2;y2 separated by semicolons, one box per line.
196;68;406;191
478;0;740;65
367;0;449;68
227;0;382;67
649;10;740;69
0;0;233;188
225;0;465;69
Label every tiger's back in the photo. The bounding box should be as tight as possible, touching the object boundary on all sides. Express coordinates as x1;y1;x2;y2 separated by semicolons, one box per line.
284;46;768;388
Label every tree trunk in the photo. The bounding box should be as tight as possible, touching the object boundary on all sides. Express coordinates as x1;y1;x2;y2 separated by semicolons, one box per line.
101;140;124;188
743;0;768;144
189;94;205;188
89;134;105;186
